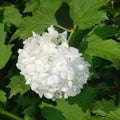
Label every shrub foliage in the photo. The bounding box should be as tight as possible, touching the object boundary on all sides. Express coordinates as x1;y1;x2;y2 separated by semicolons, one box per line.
0;0;120;120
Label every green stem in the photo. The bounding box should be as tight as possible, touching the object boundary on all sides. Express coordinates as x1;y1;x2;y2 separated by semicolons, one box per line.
68;24;77;43
0;109;23;120
55;24;77;43
55;25;73;32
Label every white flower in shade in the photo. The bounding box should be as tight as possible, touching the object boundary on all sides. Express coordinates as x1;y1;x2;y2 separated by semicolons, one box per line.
16;25;90;100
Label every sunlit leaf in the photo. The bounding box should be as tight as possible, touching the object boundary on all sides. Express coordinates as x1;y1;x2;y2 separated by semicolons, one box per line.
0;90;7;104
40;0;62;12
24;0;40;13
0;23;6;45
7;75;30;98
0;23;13;69
92;99;120;120
12;7;57;40
107;107;120;120
93;99;118;113
1;5;22;27
24;115;33;120
70;0;107;29
84;34;120;62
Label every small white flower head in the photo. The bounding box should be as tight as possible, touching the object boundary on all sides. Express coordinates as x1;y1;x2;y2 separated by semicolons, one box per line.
16;25;90;100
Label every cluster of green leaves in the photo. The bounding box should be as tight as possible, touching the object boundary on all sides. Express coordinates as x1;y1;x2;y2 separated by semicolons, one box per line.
0;0;120;120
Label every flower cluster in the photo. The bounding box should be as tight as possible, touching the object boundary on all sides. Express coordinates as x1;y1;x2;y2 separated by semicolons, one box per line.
16;26;90;100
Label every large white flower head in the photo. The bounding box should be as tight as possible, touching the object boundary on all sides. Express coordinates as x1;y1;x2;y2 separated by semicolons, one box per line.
16;25;90;100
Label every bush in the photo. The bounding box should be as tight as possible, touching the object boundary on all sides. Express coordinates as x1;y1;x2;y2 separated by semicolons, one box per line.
0;0;120;120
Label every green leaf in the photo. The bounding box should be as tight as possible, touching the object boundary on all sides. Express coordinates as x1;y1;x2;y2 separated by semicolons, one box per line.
2;5;22;27
41;105;66;120
91;108;120;120
62;0;71;4
0;90;7;104
118;36;120;41
0;24;13;69
112;59;120;70
84;34;120;62
23;104;36;117
0;23;6;45
70;0;107;29
107;107;120;120
0;45;13;69
93;109;108;117
12;7;57;40
24;0;40;13
92;99;120;120
93;24;119;39
7;75;30;98
40;0;62;12
85;116;106;120
41;99;88;120
24;115;33;120
68;87;97;111
93;99;118;114
69;29;89;48
24;0;62;13
17;95;38;107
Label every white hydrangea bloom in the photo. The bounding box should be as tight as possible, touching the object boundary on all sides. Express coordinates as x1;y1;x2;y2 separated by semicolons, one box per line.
16;25;90;100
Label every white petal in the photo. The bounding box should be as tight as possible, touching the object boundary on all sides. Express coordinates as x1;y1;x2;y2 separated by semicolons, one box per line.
48;25;58;38
60;71;67;79
67;71;74;81
26;64;35;73
78;65;85;70
44;92;53;99
16;26;90;100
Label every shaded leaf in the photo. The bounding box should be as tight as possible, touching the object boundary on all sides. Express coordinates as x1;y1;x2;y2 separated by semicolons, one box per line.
23;104;36;117
55;2;73;29
17;95;39;107
41;99;88;120
68;87;97;112
93;24;119;39
70;0;107;29
69;29;89;48
7;75;30;98
112;59;120;70
41;106;66;120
